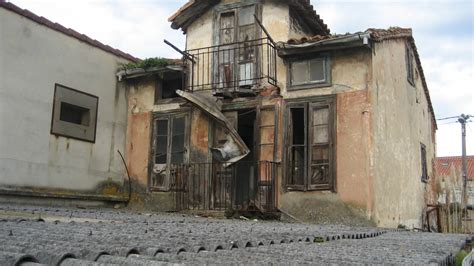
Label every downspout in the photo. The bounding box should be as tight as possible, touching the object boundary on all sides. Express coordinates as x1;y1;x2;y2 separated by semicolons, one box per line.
117;150;132;205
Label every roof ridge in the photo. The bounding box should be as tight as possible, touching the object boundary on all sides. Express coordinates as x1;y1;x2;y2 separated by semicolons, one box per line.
0;1;139;62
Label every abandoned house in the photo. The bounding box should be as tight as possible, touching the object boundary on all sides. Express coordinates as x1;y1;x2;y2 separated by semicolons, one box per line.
117;0;438;228
0;1;137;204
0;0;437;228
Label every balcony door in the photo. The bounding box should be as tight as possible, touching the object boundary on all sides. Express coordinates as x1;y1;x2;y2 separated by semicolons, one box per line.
216;5;258;89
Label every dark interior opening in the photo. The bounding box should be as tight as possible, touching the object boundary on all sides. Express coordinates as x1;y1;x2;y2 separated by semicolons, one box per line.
290;108;305;185
235;109;256;206
155;71;182;102
59;102;90;126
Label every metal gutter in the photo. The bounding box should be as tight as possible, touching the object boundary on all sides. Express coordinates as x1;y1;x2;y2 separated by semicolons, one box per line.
116;65;184;81
278;33;371;56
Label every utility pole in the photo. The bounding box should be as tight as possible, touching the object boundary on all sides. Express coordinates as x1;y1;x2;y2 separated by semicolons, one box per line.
458;114;471;222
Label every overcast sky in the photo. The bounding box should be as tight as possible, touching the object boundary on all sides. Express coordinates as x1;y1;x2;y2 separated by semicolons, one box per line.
9;0;473;156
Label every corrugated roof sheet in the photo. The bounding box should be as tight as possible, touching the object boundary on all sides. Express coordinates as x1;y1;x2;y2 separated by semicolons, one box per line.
0;1;139;62
435;156;474;180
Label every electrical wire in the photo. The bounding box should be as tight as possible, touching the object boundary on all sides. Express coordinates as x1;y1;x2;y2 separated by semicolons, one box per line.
438;121;459;126
437;115;460;121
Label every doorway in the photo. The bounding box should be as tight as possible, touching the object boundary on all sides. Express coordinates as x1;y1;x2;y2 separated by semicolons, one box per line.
234;109;257;208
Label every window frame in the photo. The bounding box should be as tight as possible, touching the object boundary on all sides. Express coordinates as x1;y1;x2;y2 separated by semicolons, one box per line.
150;111;190;191
50;83;99;143
212;3;262;89
287;54;332;91
420;143;428;183
406;43;415;86
284;97;336;191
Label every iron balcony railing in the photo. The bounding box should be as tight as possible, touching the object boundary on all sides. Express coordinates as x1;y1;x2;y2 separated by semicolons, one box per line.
169;161;277;213
184;38;277;95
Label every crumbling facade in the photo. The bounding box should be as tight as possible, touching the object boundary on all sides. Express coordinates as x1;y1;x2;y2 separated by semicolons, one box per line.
0;0;437;228
120;0;438;228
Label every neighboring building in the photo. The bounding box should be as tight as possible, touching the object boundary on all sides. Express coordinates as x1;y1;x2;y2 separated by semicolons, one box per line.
119;0;437;228
435;156;474;206
0;1;138;204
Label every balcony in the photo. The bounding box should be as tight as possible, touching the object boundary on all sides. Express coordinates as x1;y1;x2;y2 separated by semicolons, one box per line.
168;161;278;213
184;37;278;97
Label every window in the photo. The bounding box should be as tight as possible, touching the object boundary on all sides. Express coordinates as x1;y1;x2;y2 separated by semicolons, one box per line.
289;56;331;89
215;5;259;88
154;71;182;103
420;143;428;182
151;113;188;190
285;98;334;191
406;44;415;86
50;84;98;142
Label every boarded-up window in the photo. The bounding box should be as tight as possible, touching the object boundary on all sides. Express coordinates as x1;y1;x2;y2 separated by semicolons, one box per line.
289;56;330;88
151;113;188;190
286;99;334;191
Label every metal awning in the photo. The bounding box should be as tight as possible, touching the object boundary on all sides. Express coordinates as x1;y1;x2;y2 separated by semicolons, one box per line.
176;90;250;165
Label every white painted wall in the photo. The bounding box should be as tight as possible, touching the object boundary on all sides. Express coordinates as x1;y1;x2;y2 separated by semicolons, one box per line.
0;8;130;193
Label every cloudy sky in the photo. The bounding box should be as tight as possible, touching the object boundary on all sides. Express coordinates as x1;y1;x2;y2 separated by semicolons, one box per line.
9;0;473;156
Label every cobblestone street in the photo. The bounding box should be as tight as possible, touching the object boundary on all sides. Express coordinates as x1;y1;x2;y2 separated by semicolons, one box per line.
0;204;470;265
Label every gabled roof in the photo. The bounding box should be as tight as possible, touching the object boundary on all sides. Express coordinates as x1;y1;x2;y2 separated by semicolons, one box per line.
436;156;474;180
278;27;436;128
169;0;330;35
0;1;139;62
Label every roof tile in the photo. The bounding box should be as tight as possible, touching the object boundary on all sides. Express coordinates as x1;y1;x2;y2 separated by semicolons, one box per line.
0;1;139;62
435;156;474;180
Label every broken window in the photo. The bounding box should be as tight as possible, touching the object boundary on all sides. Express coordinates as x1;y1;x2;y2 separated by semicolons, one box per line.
289;56;330;88
215;5;258;89
50;84;98;143
286;99;334;191
151;113;188;191
154;71;182;103
420;143;428;182
406;43;415;86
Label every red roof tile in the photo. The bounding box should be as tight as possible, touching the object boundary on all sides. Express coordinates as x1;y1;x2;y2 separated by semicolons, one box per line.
0;1;139;62
435;156;474;180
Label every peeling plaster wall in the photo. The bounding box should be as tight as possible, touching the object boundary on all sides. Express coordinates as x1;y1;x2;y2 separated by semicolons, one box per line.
262;2;290;89
185;7;213;51
278;48;375;224
126;78;155;186
124;76;214;211
370;39;436;228
0;8;129;197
